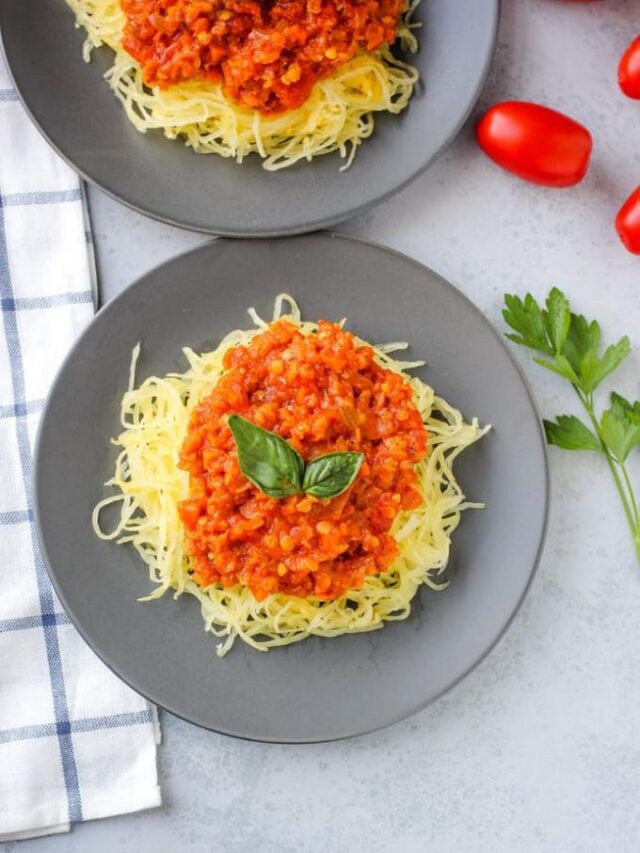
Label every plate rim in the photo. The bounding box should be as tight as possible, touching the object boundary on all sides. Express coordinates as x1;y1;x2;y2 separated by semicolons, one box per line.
0;2;501;237
33;232;549;743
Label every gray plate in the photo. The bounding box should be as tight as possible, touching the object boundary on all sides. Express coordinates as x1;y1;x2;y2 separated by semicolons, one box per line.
0;0;498;236
34;234;548;743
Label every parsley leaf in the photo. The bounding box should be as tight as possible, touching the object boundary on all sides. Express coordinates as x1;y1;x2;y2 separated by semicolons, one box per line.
503;293;552;354
544;415;601;452
579;337;631;394
611;392;640;424
600;394;640;462
562;314;601;375
504;290;630;397
543;288;571;354
533;354;580;385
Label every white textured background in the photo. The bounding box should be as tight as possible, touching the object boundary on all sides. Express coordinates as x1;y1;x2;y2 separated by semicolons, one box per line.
6;1;640;851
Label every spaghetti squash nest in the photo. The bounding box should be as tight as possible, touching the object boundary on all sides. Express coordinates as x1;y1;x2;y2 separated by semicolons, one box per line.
93;295;488;656
65;0;421;169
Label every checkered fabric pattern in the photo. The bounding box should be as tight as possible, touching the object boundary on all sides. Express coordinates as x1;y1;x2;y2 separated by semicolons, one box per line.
0;58;161;840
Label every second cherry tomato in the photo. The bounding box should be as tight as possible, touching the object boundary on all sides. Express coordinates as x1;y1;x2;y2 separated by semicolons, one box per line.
618;35;640;99
476;101;593;187
615;186;640;255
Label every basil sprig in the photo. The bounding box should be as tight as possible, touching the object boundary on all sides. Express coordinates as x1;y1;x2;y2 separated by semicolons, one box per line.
228;415;364;500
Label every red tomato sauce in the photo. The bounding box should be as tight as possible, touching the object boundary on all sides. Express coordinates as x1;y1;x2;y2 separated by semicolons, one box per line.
178;320;428;602
120;0;405;114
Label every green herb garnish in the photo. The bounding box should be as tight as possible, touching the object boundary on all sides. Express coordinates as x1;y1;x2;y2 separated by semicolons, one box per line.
504;287;640;563
228;414;364;501
302;451;364;499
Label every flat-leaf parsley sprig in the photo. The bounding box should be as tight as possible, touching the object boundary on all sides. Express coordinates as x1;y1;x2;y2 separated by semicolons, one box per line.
503;287;640;563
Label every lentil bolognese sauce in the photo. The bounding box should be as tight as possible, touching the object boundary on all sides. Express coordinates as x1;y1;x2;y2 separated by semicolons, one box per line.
121;0;407;113
65;0;420;167
93;296;488;656
178;319;427;601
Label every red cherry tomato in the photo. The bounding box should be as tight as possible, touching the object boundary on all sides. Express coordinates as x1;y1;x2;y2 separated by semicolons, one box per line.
618;35;640;99
476;101;593;187
615;186;640;255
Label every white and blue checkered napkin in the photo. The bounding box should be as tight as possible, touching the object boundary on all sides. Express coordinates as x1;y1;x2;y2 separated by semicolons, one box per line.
0;58;161;840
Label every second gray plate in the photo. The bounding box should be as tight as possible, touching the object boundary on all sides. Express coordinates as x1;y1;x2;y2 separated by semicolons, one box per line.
35;234;547;742
0;0;498;236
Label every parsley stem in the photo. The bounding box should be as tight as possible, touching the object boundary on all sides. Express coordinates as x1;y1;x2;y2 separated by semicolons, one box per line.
620;461;640;529
577;388;639;553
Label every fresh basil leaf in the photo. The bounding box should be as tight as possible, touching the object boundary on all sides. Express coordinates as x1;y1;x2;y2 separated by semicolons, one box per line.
562;313;601;375
228;415;303;498
544;415;600;452
503;293;553;355
579;336;631;394
303;451;364;499
544;288;571;354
